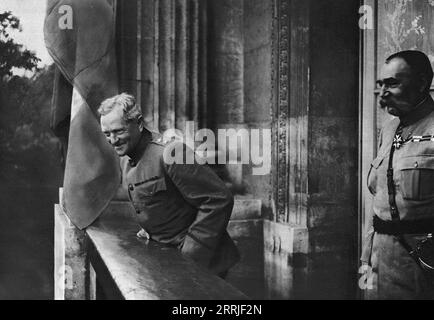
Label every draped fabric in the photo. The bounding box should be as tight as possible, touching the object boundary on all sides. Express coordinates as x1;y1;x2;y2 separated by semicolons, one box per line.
44;0;120;229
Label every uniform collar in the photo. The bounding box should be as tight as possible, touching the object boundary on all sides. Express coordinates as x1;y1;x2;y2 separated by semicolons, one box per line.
127;131;152;167
399;95;434;127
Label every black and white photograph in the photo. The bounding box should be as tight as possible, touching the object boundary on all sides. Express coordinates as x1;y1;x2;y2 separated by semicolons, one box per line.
1;0;434;303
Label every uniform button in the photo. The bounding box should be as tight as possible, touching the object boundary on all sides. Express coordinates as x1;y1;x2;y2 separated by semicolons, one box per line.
414;162;418;168
128;159;137;167
128;184;134;191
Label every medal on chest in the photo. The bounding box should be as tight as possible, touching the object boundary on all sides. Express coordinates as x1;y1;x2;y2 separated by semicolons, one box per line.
393;133;405;149
394;134;434;149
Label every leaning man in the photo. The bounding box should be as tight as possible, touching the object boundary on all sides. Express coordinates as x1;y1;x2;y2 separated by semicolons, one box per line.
98;93;240;278
362;50;434;299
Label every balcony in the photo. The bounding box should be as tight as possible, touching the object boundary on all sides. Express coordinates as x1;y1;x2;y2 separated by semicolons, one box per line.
54;195;256;300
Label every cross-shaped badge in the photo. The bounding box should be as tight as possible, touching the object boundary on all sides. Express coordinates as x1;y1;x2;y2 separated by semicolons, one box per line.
393;134;404;149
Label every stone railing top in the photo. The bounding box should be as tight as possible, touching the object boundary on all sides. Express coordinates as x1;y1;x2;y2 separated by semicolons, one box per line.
86;217;248;300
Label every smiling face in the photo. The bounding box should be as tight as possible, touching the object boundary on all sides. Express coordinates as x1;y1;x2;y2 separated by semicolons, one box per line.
100;108;142;157
377;57;424;117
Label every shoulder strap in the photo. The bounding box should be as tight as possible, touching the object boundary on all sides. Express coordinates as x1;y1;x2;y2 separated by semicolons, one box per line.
386;124;402;222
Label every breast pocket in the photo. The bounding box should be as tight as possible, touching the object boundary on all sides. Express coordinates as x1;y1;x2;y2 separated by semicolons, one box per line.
367;155;385;195
133;177;167;206
398;156;434;201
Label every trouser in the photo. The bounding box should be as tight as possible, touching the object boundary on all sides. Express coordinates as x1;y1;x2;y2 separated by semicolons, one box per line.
365;232;434;300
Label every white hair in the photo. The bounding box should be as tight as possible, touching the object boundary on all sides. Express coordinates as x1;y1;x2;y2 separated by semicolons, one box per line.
98;93;143;122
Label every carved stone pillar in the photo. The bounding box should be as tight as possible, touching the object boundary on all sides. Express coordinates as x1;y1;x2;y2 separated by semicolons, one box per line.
266;0;309;299
268;0;359;299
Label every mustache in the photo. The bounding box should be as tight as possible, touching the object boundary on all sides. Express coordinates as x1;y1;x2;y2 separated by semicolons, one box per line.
379;99;388;109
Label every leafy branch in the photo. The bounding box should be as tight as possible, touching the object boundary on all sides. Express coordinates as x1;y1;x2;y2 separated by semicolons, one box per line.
0;11;40;79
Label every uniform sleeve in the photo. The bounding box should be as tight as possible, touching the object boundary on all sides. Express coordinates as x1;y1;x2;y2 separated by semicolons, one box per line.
377;127;383;149
162;144;234;269
360;206;374;264
361;128;384;264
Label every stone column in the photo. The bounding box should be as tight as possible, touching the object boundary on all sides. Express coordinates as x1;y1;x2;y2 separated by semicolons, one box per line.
117;0;207;133
139;0;159;130
268;0;359;299
266;0;310;299
208;0;245;189
54;189;89;300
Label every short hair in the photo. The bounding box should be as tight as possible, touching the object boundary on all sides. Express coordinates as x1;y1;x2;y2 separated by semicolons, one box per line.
386;50;434;92
98;93;143;122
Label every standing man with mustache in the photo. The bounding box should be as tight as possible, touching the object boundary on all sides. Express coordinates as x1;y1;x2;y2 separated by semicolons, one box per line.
362;50;434;299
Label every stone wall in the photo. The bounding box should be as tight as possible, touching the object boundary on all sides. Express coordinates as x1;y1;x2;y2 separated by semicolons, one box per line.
307;0;359;299
207;0;274;299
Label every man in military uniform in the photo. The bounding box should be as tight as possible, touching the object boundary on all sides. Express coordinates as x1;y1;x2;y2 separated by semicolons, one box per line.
362;50;434;299
98;93;240;277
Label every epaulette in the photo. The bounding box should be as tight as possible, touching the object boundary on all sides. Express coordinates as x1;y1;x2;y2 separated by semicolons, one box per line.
150;136;167;146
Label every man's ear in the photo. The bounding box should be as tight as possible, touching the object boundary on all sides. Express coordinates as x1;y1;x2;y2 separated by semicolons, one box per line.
418;75;429;93
137;117;145;132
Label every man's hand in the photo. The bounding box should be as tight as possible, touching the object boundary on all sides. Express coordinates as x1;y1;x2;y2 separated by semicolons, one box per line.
358;261;374;290
136;228;150;240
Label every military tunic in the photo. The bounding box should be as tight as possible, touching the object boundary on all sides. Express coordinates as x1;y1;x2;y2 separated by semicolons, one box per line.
362;96;434;299
120;137;240;275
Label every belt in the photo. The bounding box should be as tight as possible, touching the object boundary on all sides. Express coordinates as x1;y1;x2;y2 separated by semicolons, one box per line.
373;215;434;235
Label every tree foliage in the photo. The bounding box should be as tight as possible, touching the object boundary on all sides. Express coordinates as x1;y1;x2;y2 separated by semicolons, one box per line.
0;11;61;187
0;11;40;78
0;64;61;187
